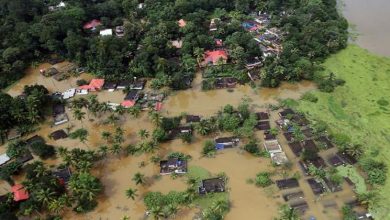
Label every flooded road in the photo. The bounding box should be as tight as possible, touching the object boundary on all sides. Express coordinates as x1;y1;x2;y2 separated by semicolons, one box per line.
342;0;390;56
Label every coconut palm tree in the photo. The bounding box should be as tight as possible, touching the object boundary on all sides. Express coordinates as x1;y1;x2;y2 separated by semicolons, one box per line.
164;204;178;218
275;204;300;220
138;129;149;140
68;172;102;202
193;47;204;67
128;106;141;118
132;172;146;185
149;111;162;126
73;108;86;126
346;144;364;159
211;200;230;214
110;144;122;157
107;113;119;125
101;131;111;143
98;145;109;159
195;120;210;136
36;188;56;206
115;105;126;119
48;195;69;215
150;206;164;220
113;127;125;146
125;188;138;200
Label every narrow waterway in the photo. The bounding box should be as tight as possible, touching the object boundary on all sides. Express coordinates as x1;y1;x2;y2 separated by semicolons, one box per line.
342;0;390;56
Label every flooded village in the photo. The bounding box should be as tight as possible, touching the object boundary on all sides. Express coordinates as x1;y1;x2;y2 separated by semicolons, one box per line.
0;57;370;220
0;0;377;219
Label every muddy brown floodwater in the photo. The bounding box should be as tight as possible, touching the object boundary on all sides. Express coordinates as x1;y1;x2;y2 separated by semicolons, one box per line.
0;63;357;220
342;0;390;56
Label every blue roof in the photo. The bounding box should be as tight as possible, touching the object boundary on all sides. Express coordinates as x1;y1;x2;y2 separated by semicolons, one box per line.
215;143;225;150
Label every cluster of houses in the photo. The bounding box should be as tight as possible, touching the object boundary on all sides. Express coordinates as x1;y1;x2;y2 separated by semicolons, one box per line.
0;135;72;203
40;62;78;81
271;109;372;219
83;19;126;37
242;12;283;58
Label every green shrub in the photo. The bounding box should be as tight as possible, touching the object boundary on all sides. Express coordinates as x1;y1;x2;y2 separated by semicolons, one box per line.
244;140;259;155
301;92;318;103
360;159;387;185
255;172;272;187
202;140;216;157
30;141;55;159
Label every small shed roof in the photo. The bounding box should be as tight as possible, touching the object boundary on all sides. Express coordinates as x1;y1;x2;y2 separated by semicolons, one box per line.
50;130;68;140
0;154;10;166
100;29;113;36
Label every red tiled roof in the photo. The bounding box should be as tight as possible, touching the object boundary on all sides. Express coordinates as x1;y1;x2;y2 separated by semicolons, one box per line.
79;79;105;91
83;19;102;30
155;102;163;111
178;19;187;28
11;184;29;201
203;50;228;65
121;100;136;108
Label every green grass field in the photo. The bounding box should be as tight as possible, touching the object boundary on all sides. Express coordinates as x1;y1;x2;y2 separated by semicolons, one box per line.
296;44;390;218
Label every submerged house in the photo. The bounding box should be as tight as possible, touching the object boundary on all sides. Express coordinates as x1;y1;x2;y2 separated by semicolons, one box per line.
62;88;76;99
79;79;105;92
166;126;192;140
290;201;309;215
215;137;240;149
186;115;201;123
271;151;289;165
276;178;299;190
124;90;140;101
52;167;72;185
49;129;68;140
201;50;228;66
307;178;326;195
54;113;69;126
7;128;21;141
279;108;295;118
263;139;282;154
256;112;269;121
199;177;225;194
52;103;65;116
256;121;270;130
160;158;187;175
11;184;29;202
130;79;147;90
103;81;117;92
283;191;304;202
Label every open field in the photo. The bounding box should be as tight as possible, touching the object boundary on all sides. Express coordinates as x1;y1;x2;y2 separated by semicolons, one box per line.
297;44;390;218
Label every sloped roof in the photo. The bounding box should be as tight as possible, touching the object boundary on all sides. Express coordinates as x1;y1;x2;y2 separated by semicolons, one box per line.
121;100;135;108
83;19;102;30
203;50;228;65
178;19;187;28
11;184;29;201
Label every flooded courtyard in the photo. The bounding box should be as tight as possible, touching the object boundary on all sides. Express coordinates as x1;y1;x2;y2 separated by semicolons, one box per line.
0;63;356;220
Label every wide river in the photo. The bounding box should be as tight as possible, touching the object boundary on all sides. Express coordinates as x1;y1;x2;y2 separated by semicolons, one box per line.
343;0;390;56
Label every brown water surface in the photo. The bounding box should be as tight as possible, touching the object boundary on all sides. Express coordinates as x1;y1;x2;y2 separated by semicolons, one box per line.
343;0;390;56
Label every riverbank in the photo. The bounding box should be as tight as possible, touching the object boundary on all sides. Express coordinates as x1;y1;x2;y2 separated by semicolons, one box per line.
296;44;390;218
